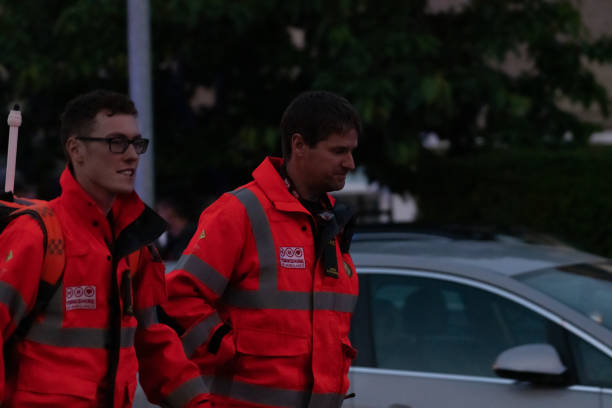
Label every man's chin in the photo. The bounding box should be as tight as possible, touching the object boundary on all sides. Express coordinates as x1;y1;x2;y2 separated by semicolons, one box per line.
114;184;135;195
327;181;346;193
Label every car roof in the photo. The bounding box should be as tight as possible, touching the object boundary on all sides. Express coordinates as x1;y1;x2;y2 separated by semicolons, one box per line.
351;236;606;277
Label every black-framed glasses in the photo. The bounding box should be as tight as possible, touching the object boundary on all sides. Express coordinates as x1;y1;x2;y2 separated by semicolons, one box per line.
76;136;149;154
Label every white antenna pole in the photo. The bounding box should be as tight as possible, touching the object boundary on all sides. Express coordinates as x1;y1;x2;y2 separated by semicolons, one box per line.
5;104;22;193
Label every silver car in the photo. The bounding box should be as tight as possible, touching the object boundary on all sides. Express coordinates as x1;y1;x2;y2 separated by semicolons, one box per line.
346;232;612;408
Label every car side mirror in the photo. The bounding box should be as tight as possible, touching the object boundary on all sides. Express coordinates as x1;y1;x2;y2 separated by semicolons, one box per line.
493;343;568;385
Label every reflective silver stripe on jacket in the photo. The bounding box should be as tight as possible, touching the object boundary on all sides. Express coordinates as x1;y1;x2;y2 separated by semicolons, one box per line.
227;188;357;313
174;253;228;296
203;375;344;408
0;281;27;325
25;283;136;348
314;292;357;313
136;306;158;330
182;312;222;358
163;375;209;408
308;392;345;408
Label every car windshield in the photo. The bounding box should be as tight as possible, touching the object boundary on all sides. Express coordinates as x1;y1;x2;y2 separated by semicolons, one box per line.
518;262;612;331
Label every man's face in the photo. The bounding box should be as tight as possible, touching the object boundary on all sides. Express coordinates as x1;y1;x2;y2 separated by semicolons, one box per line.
70;111;141;208
299;128;358;197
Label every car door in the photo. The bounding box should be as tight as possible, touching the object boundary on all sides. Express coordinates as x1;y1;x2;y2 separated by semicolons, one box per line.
346;269;612;408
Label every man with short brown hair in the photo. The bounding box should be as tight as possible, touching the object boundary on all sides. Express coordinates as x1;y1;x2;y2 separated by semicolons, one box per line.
0;90;209;407
164;90;361;408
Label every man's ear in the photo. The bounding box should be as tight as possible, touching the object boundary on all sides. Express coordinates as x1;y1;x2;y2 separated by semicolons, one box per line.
291;133;306;158
66;136;84;166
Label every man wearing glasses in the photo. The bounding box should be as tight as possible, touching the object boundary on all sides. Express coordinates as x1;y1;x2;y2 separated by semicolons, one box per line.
0;90;209;407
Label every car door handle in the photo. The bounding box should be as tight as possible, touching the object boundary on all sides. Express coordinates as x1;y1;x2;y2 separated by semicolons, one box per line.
390;405;412;408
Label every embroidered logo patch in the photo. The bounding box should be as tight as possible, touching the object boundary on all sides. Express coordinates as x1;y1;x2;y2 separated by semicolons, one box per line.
279;246;305;269
66;285;96;311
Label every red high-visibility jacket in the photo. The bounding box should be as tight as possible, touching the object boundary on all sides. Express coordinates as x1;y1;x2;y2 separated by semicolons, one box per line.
0;168;208;407
164;157;358;408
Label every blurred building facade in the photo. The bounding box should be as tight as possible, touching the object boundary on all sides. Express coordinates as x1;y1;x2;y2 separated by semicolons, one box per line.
431;0;612;130
333;167;418;224
342;0;612;223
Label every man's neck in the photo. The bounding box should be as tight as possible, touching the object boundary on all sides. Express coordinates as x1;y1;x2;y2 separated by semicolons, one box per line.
71;167;115;214
285;161;321;202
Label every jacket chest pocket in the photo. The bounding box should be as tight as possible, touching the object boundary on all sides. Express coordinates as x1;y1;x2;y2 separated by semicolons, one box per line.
276;243;315;290
61;249;108;325
64;241;109;284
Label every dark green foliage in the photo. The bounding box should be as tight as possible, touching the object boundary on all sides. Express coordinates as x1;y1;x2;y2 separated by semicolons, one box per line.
0;0;128;197
1;0;611;204
416;148;612;256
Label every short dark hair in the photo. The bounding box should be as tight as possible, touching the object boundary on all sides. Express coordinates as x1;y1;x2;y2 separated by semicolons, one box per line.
280;90;361;160
60;89;137;159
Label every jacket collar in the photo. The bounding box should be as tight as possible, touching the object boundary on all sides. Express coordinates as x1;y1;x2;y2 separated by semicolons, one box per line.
56;167;166;258
252;157;336;213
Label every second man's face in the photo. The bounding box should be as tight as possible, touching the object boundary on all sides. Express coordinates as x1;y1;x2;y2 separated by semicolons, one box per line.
300;128;358;196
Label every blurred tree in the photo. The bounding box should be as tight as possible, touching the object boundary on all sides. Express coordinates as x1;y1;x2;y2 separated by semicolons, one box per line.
296;0;612;191
1;0;612;198
0;0;128;197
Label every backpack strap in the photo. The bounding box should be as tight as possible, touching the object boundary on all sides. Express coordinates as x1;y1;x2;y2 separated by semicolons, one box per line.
10;204;65;338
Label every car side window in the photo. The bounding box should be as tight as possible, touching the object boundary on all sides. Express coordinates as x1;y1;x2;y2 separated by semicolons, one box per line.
351;272;612;387
569;335;612;387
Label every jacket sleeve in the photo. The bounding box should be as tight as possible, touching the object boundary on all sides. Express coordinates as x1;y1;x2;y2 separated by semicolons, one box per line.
0;216;45;401
163;193;249;374
132;244;211;407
